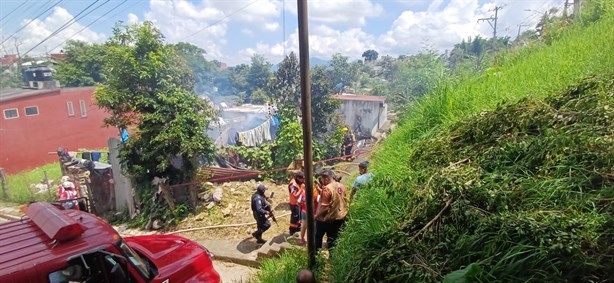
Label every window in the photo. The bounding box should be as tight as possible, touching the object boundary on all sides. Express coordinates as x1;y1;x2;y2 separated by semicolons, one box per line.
3;108;18;119
67;101;75;116
24;106;39;116
79;100;87;117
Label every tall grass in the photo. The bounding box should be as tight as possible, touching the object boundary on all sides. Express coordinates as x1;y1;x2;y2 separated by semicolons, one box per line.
373;12;614;176
3;163;62;204
330;10;614;283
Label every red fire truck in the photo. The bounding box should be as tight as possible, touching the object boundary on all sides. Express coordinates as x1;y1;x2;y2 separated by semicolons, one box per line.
0;202;220;283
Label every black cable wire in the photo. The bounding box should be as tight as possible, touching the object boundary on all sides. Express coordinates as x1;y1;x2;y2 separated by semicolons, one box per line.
1;0;31;25
50;0;129;52
22;0;110;57
1;0;60;45
181;0;261;40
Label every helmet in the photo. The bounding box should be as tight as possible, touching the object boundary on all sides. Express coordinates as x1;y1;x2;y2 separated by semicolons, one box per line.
256;184;268;193
62;181;75;189
342;127;348;132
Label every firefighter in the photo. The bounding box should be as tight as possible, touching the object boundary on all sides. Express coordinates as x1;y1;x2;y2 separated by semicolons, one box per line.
251;184;272;244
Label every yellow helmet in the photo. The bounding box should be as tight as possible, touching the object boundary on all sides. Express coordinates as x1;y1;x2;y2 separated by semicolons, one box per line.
342;127;348;132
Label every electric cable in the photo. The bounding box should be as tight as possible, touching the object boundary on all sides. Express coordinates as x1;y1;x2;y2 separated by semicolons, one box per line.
49;0;129;52
1;0;60;45
22;0;109;57
181;0;260;40
0;0;31;25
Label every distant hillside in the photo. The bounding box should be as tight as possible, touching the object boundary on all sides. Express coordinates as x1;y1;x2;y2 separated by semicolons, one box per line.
271;56;329;71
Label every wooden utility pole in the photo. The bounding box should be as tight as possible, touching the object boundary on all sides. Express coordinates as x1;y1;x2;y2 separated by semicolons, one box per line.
297;0;316;270
478;6;503;38
574;0;582;20
517;24;529;38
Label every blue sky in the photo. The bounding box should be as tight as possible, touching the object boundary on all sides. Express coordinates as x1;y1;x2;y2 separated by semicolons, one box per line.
0;0;563;65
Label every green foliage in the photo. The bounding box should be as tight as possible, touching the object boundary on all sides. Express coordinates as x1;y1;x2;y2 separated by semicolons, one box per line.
0;71;22;88
329;53;359;91
330;13;614;282
270;52;301;119
310;65;341;138
227;144;274;170
388;51;446;113
55;40;107;87
362;49;379;62
272;118;305;169
246;54;273;103
172;42;219;94
4;163;61;203
248;249;326;283
94;21;216;223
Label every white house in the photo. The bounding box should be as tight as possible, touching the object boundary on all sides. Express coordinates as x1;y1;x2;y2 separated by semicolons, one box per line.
333;94;388;139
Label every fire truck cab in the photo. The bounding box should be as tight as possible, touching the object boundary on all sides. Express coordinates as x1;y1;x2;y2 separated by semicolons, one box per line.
0;202;220;283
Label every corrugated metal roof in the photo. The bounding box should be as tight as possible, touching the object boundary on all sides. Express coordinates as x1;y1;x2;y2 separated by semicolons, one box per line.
0;207;119;278
332;94;386;102
0;88;57;103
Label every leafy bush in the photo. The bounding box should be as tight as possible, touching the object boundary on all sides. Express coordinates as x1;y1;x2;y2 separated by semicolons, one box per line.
331;75;614;282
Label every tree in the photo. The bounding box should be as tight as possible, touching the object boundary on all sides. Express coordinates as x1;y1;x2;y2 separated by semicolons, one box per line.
0;72;22;88
270;52;300;119
310;65;340;137
95;21;216;186
362;49;379;62
172;42;219;95
55;40;107;87
329;53;359;93
246;54;273;103
388;51;445;111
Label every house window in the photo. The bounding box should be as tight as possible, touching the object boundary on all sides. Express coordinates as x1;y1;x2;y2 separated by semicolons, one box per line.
24;106;39;116
79;100;87;117
3;108;18;119
67;101;75;116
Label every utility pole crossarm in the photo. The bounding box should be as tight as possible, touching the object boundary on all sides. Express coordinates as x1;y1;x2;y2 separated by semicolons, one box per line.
478;6;503;38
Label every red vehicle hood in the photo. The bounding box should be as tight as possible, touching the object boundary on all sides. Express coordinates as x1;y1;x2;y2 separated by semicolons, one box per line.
125;234;219;283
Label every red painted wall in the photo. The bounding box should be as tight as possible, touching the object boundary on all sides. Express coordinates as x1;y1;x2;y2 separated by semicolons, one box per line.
0;87;118;174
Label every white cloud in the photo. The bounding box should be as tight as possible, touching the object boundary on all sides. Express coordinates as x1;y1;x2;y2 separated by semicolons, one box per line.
144;0;228;58
236;24;378;65
285;0;383;27
127;13;139;25
264;22;280;32
15;7;105;55
378;0;490;56
208;0;280;23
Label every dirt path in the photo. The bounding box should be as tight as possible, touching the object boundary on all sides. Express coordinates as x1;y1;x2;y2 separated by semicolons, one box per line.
213;260;256;283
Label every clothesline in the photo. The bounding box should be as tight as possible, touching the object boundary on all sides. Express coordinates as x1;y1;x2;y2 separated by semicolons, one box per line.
236;116;279;147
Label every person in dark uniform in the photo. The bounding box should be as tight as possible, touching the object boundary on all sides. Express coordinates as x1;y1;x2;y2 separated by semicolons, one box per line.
251;184;272;244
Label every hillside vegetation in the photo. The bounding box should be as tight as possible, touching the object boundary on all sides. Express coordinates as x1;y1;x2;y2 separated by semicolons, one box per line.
330;9;614;283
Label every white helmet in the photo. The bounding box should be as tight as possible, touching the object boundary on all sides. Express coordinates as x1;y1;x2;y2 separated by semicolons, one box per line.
62;181;75;189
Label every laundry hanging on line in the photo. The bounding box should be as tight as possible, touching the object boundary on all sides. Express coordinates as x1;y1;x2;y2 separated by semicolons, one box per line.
237;117;274;147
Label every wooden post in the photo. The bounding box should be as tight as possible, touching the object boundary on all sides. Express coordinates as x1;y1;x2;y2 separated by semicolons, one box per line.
0;168;7;200
44;171;52;200
297;0;316;270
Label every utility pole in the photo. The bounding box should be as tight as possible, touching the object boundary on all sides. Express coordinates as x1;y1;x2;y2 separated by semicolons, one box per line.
574;0;582;20
517;24;529;38
297;0;316;270
478;6;503;38
564;0;573;16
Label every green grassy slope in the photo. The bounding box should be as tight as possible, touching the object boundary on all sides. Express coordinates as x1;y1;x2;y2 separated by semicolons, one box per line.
330;12;614;283
373;14;614;180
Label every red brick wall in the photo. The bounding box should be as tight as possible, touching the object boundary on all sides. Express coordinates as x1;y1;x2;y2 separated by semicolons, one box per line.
0;87;118;174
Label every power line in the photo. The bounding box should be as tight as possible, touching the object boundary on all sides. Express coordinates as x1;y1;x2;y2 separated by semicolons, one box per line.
0;0;31;25
181;0;260;40
22;0;109;57
478;6;503;38
0;0;61;46
50;0;129;52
